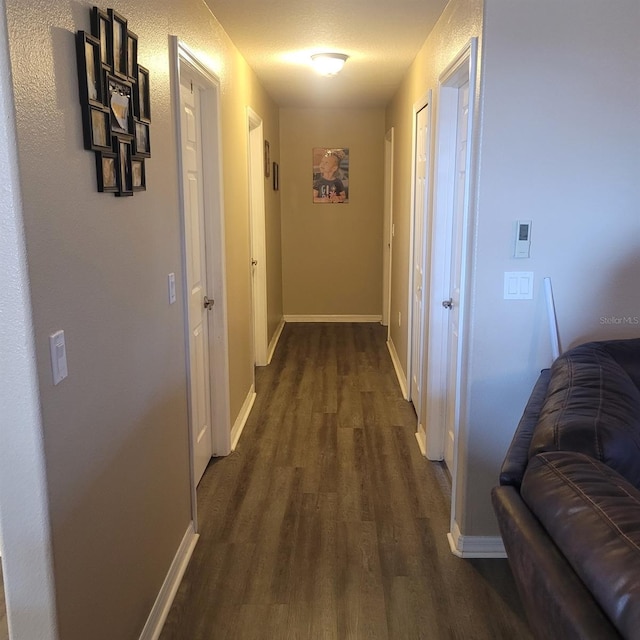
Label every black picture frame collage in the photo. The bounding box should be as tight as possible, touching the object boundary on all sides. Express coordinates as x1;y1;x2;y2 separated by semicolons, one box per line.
76;7;150;196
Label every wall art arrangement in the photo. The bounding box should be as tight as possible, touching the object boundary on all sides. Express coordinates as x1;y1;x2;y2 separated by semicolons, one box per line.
76;7;151;197
312;148;349;204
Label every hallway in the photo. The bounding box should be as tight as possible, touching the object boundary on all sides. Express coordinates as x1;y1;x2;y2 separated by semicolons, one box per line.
159;323;532;639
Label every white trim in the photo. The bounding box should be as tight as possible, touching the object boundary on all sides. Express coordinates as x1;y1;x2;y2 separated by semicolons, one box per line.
267;316;285;364
284;314;382;323
386;338;408;400
247;107;269;367
139;523;199;640
447;520;506;558
231;385;257;450
415;423;427;456
406;90;432;405
171;37;232;529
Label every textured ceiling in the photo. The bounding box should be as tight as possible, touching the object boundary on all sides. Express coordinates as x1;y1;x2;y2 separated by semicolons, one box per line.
204;0;449;108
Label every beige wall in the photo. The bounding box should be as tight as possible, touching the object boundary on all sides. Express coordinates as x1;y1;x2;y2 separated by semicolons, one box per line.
280;108;385;317
384;0;483;376
2;0;280;638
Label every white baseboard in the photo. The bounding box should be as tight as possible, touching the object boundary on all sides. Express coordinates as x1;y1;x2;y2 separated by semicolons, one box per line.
267;317;285;364
415;424;427;456
284;314;382;323
447;520;506;558
231;384;256;451
139;523;199;640
386;338;408;400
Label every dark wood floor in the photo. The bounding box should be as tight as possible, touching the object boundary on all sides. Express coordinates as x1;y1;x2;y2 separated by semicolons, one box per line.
160;323;532;640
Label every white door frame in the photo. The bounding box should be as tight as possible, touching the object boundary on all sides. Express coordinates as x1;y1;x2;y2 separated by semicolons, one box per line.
406;90;432;408
423;38;479;543
382;127;394;332
171;37;232;525
247;109;268;367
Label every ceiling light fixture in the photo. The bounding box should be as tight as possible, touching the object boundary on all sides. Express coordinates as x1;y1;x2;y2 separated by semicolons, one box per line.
310;53;348;76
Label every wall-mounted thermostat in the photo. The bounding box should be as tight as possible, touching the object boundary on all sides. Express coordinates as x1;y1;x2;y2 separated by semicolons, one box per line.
514;220;532;258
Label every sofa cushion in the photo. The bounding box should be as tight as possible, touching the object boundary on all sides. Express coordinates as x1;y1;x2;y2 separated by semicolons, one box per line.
529;340;640;488
521;451;640;639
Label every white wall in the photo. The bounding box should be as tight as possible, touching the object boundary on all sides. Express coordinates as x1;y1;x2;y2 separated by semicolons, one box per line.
456;0;640;536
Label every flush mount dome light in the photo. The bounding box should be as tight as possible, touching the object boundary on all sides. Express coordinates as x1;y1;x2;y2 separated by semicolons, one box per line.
311;52;348;76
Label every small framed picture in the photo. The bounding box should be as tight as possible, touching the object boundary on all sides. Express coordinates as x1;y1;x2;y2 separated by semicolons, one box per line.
131;157;146;192
95;151;118;193
76;31;104;107
264;140;270;178
90;7;112;68
273;162;279;191
136;65;151;122
109;9;128;79
133;120;150;157
82;106;111;151
107;76;133;136
127;31;138;80
115;137;133;196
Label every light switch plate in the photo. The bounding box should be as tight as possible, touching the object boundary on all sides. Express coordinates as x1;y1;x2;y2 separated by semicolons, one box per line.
504;272;534;300
50;330;68;385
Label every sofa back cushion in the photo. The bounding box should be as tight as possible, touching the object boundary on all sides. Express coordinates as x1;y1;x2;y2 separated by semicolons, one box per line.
529;339;640;488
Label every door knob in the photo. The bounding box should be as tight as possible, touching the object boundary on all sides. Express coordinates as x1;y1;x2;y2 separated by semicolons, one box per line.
204;296;214;310
251;259;258;266
442;298;453;309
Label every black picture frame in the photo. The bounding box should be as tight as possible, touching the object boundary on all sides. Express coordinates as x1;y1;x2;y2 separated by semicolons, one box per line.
131;157;146;192
77;8;151;197
133;120;151;157
273;161;279;191
95;151;118;193
107;75;133;137
90;7;112;68
76;31;104;107
264;140;270;178
108;9;128;79
136;65;151;122
82;106;112;151
115;137;133;196
127;31;138;81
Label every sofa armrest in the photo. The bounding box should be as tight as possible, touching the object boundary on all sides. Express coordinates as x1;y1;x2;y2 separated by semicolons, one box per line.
522;452;640;639
492;485;620;639
499;369;551;489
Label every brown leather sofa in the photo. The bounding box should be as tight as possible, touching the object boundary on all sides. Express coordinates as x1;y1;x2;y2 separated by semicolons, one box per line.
492;338;640;640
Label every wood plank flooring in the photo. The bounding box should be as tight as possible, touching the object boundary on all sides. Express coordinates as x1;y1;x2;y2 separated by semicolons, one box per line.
160;323;532;640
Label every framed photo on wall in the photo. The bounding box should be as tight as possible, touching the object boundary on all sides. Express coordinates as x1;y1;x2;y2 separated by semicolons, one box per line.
76;32;104;107
90;8;112;68
264;140;270;178
76;7;151;197
131;157;146;191
109;9;128;79
312;148;349;203
95;151;118;193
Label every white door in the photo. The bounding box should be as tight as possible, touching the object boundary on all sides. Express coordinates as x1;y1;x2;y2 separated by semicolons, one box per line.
443;81;470;471
410;104;430;416
180;66;213;486
382;128;394;329
247;110;268;366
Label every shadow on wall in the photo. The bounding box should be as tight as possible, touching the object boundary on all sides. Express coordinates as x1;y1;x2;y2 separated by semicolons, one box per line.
559;246;640;350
